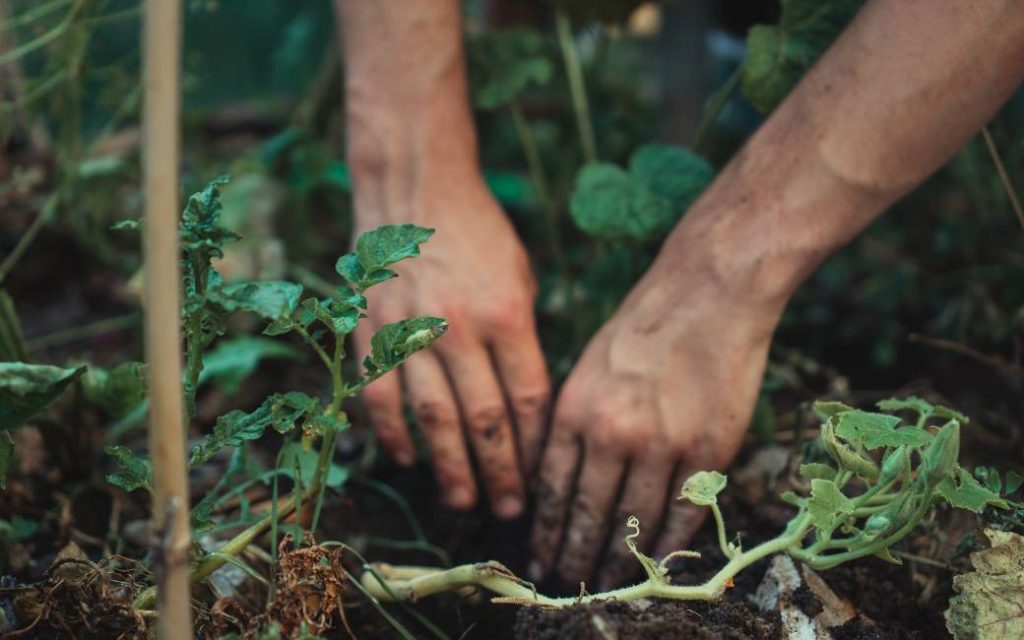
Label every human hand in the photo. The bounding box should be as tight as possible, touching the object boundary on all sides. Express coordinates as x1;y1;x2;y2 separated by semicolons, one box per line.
353;176;550;520
528;209;787;588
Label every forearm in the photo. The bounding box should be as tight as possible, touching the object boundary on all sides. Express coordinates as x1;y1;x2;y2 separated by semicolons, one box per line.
334;0;479;219
660;0;1024;312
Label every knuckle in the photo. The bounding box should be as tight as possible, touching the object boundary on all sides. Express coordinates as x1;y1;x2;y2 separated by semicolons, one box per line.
413;400;458;431
466;405;507;438
510;389;550;419
361;383;394;408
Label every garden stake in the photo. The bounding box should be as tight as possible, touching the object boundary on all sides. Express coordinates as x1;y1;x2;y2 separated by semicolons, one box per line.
141;0;192;636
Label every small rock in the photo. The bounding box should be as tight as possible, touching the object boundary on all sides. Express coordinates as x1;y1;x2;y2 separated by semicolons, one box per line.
753;555;862;639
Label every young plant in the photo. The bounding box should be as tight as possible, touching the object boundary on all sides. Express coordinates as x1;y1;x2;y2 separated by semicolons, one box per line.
360;397;1008;606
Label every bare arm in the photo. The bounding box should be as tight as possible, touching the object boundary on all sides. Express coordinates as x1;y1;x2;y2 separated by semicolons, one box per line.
335;1;550;519
532;0;1024;587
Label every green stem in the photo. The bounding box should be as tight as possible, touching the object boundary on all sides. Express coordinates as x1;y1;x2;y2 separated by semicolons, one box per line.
981;125;1024;232
508;100;568;279
294;325;333;371
24;311;139;351
691;66;742;152
310;335;346;531
555;8;596;164
709;503;737;559
364;514;813;606
0;195;58;285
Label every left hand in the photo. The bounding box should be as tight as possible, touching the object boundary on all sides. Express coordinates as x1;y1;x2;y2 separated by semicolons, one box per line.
528;226;783;589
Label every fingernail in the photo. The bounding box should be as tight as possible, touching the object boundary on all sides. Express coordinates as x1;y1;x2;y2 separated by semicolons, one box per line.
446;486;474;510
527;561;544;582
495;495;524;519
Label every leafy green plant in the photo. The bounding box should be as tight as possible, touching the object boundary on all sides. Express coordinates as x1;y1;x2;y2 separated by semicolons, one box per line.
360;397;1007;606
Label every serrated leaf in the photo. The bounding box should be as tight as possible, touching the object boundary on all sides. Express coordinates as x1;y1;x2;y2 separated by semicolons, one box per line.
467;28;553;109
678;470;727;507
835;410;930;449
189;392;320;466
876;396;934;417
0;432;13;489
740;0;865;113
105;445;153;493
821;417;879;479
0;363;86;430
199;337;302;394
937;467;1009;513
807;478;854;533
336;225;435;289
945;529;1024;640
82;362;147;419
629;143;713;212
363;317;448;376
799;463;837;482
210;281;304;321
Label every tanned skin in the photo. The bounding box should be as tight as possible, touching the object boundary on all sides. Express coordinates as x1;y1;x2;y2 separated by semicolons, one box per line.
335;0;1024;588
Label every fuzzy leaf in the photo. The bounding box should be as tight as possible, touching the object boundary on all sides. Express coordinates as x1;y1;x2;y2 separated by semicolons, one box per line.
821;417;879;479
835;410;930;449
82;362;147;419
199;337;302;394
363;317;448;376
467;28;553;109
938;467;1009;513
799;463;837;482
105;445;153;493
0;363;86;430
628;143;714;212
679;470;728;507
812;400;854;421
807;478;854;533
945;529;1024;640
336;225;435;289
876;396;934;417
741;0;864;113
922;421;961;486
0;432;13;489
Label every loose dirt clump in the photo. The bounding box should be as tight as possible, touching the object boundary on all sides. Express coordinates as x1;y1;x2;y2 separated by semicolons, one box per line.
514;599;781;640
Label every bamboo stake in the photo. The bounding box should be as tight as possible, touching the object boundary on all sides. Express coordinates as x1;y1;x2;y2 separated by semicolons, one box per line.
141;0;191;637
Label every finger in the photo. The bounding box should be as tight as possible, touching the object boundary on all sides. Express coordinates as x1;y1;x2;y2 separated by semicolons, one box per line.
355;320;415;466
403;351;477;510
555;447;627;585
528;417;581;581
440;337;525;519
490;324;550;476
653;464;711;561
597;454;675;589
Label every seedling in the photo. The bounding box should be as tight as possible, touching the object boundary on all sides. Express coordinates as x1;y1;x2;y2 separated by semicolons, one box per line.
361;397;1008;606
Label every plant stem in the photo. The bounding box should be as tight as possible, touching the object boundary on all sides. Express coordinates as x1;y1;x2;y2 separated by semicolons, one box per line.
981;125;1024;232
508;100;568;279
691;66;742;152
364;515;812;606
24;311;139;351
140;0;191;634
709;503;737;558
555;8;596;164
0;195;57;286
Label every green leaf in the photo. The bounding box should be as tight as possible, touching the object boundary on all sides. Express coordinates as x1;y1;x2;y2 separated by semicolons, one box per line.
363;317;448;376
799;462;837;482
336;225;435;289
0;363;86;430
629;143;714;212
945;529;1024;640
821;417;879;479
876;396;934;417
569;163;673;243
210;281;304;321
835;410;930;449
199;337;302;394
189;392;320;466
937;467;1009;513
1005;471;1024;495
678;470;727;507
807;478;854;533
812;400;854;421
279;441;349;489
300;297;362;337
82;362;147;419
110;219;140;230
740;0;865;113
0;432;13;489
105;445;153;493
467;28;553;109
180;175;237;252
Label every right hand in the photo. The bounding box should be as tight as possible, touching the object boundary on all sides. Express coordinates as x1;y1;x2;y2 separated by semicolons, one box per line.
352;173;550;519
